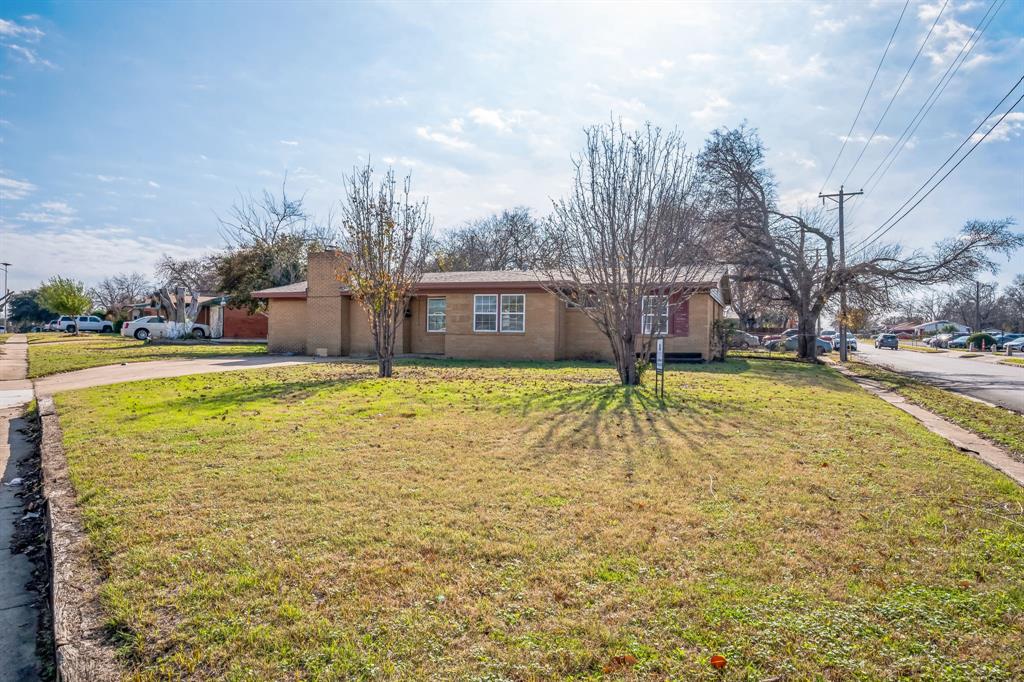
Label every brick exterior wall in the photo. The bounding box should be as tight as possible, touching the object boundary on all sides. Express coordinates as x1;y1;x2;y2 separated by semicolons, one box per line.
222;306;268;339
267;299;307;353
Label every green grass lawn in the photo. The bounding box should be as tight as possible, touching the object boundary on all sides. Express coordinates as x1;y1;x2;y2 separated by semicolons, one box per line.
1002;357;1024;367
29;336;266;377
845;361;1024;462
57;360;1024;680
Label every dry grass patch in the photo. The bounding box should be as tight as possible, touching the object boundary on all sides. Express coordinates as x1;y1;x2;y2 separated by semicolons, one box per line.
57;359;1024;680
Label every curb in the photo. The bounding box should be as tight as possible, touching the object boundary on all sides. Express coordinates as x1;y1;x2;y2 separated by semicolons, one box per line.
832;364;1024;487
38;397;120;681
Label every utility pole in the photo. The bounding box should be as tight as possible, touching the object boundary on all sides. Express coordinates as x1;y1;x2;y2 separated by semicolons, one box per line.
819;187;863;362
0;262;10;332
974;276;983;329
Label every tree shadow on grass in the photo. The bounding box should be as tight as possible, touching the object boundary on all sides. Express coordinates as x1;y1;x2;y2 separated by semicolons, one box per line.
120;373;375;421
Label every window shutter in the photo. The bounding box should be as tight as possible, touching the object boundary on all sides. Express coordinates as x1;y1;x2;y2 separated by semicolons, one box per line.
671;298;689;337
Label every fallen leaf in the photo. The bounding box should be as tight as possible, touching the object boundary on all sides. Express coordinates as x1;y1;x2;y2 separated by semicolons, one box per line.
710;654;727;669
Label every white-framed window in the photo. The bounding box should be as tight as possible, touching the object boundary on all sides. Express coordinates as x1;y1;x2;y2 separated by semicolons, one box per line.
500;294;526;332
473;294;498;332
426;297;446;332
641;295;669;335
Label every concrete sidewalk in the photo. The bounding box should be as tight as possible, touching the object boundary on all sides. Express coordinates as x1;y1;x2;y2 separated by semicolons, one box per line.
34;353;318;397
0;335;43;679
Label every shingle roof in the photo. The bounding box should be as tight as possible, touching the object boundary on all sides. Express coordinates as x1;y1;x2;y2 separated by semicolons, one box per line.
254;269;727;298
252;282;309;297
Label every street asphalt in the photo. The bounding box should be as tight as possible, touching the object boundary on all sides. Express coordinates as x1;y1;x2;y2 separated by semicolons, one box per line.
855;344;1024;413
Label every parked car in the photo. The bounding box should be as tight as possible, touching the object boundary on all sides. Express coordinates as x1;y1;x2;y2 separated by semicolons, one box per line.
56;315;114;334
875;333;899;350
832;335;858;351
994;333;1024;351
0;324;6;334
728;329;759;349
819;329;837;342
121;316;211;340
927;333;954;348
767;335;831;353
1004;337;1024;352
946;335;971;349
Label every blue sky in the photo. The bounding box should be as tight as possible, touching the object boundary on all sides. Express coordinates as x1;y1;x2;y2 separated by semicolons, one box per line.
1;0;1021;293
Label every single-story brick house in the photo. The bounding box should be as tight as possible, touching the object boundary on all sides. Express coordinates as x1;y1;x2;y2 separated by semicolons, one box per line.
254;250;730;362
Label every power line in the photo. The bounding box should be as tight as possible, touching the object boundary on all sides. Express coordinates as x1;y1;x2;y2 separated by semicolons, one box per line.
840;0;949;186
851;80;1024;254
818;0;909;195
860;0;1006;193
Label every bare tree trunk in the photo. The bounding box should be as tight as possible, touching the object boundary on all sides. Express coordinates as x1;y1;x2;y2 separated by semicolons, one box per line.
798;310;818;362
606;330;639;385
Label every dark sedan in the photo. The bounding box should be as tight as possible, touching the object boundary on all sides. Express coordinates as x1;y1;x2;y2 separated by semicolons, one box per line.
875;333;899;350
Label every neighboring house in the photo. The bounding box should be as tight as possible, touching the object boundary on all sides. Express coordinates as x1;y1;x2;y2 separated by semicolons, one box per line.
254;250;729;362
129;294;268;339
886;321;920;336
913;319;971;335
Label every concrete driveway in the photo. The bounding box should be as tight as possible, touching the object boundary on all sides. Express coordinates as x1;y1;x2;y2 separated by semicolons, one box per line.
856;345;1024;413
33;354;319;397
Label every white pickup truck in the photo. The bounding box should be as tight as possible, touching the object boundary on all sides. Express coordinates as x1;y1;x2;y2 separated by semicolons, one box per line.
56;315;114;334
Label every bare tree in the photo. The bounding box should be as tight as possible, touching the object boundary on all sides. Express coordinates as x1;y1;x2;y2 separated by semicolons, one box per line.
215;177;333;312
1000;274;1024;331
90;273;150;319
541;120;717;386
431;207;542;271
727;273;789;330
700;125;1024;360
218;176;332;247
339;162;432;378
154;256;217;338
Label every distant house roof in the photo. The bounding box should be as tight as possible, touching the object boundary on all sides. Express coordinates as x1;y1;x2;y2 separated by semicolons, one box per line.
254;270;728;300
912;319;967;330
252;282;309;299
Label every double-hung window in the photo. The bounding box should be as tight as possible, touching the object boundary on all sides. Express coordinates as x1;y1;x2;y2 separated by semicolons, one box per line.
500;294;525;332
426;297;447;332
641;295;669;335
473;295;498;332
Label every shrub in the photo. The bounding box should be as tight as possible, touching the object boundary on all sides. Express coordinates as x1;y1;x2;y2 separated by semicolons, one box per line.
965;332;997;350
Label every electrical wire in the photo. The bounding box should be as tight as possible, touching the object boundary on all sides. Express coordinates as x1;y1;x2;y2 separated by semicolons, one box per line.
860;0;1006;194
851;80;1024;254
818;0;909;194
840;0;949;186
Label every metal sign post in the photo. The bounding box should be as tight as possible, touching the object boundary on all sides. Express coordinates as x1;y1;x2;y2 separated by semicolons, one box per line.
655;338;665;398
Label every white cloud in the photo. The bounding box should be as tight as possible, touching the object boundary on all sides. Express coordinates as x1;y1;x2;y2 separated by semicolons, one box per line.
748;45;825;84
415;125;472;150
369;95;409;107
1;224;216;289
634;59;675;79
381;156;418;167
279;139;299;146
0;18;44;40
971;112;1024;144
147;180;160;188
691;94;731;123
0;171;35;199
815;18;846;33
837;133;893;144
466;107;539;133
17;200;77;226
5;43;55;68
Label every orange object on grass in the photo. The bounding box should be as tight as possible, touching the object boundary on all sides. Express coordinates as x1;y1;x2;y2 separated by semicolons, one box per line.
710;654;727;669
